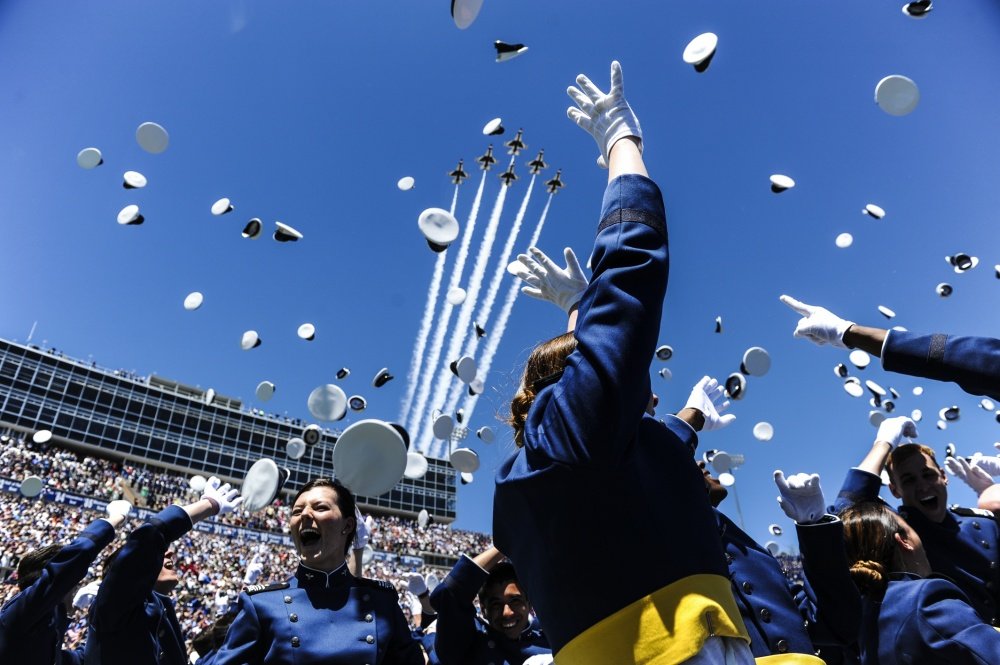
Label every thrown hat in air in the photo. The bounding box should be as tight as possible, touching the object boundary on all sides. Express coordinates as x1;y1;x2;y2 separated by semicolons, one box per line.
939;405;960;421
372;368;394;388
136;122;169;153
123;171;147;189
863;204;885;219
844;377;864;397
495;41;528;62
460;472;475;485
714;316;723;334
849;349;871;370
418;509;430;528
189;475;207;493
768;524;783;537
834;363;848;378
397;176;415;191
255;381;276;401
769;174;795;193
869;410;887;427
273;221;303;242
468;378;485;395
741;347;771;377
482;118;504;136
451;0;483;29
446;287;467;306
332;419;408;497
348;395;367;412
718;472;735;487
242;458;287;512
835;233;853;249
307;384;348;422
77;147;103;169
336;367;351;380
404;451;429;480
242;218;262;239
240;330;262;350
477;426;495;444
878;305;895;319
656;345;673;361
866;380;887;397
204;388;216;405
418;208;460;252
725;372;746;400
911;408;923;422
432;412;454;440
765;541;780;556
33;429;53;444
297;323;316;341
875;75;919;116
117;204;144;225
286;437;306;460
303;424;322;446
183;292;204;311
20;475;45;498
947;253;979;273
753;422;774;441
450;447;480;473
211;198;234;216
658;367;672;380
936;282;953;297
902;0;932;16
450;356;477;384
981;398;996;411
682;32;718;72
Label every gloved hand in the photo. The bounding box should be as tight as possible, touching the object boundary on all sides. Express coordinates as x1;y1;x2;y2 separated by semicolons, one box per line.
566;60;642;168
72;581;101;610
779;295;856;349
243;558;264;585
523;656;556;665
508;246;588;313
202;476;243;515
945;456;995;495
352;506;370;550
406;571;428;596
774;471;827;524
684;376;736;432
106;499;133;520
874;416;918;449
973;451;1000;478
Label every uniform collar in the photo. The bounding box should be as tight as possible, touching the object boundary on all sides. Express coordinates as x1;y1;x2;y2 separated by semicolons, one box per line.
296;561;351;588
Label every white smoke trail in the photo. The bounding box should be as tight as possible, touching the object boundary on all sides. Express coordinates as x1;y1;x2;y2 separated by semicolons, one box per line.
417;180;511;455
459;194;555;427
398;187;460;422
408;172;487;438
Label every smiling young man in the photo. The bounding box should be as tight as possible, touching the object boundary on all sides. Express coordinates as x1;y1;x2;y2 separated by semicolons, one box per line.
430;545;549;665
833;416;1000;626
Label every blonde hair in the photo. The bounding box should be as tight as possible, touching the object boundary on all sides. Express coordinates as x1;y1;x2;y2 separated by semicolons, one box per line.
507;332;577;447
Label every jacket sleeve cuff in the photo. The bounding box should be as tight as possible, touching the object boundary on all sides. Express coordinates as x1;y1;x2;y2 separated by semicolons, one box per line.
598;175;666;238
662;414;699;451
152;504;195;542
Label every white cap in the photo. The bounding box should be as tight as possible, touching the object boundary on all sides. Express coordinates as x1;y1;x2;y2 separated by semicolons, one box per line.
483;118;504;135
765;541;780;556
902;1;932;17
136;122;170;154
450;447;480;473
242;218;262;239
869;410;886;427
240;330;262;350
467;378;485;396
123;171;147;189
303;424;322;446
404;452;429;480
741;347;771;377
189;475;207;492
451;0;484;29
655;345;673;361
32;429;53;444
255;381;276;401
768;524;783;536
753;422;774;442
718;472;735;487
348;395;367;412
242;458;285;512
947;253;979;273
939;406;960;421
308;384;348;422
211;198;234;216
476;426;495;444
20;476;44;498
418;208;460;251
981;398;996;411
865;380;887;397
286;437;306;460
460;471;474;485
297;323;316;341
432;412;454;440
446;287;467;305
494;41;529;62
117;204;144;226
205;388;216;405
372;368;394;388
77;147;103;169
844;377;864;397
835;232;854;249
912;386;924;396
849;349;871;369
911;409;922;422
658;367;672;380
397;176;415;191
936;283;953;297
450;356;477;383
682;32;718;71
336;368;351;380
875;75;920;116
725;373;747;400
863;204;886;219
769;174;795;193
417;509;430;528
183;292;204;311
877;305;895;319
273;221;303;242
332;419;408;497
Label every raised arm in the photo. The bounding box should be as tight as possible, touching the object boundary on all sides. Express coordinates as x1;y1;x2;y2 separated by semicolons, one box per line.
832;417;916;513
429;546;505;665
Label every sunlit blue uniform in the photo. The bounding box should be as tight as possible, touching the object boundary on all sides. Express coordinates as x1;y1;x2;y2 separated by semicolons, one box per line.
0;518;114;665
84;505;192;665
212;562;423;664
859;573;1000;664
881;330;1000;400
834;468;1000;624
429;554;550;665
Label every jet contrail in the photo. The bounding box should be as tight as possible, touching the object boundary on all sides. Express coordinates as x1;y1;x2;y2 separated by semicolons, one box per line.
417;178;512;455
407;172;487;438
459;193;555;428
442;174;537;417
399;186;460;422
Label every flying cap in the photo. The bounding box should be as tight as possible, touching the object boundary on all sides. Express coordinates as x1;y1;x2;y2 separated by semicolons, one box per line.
183;292;204;311
911;408;922;422
741;347;771;377
336;368;351;380
834;363;848;378
404;451;429;480
136;122;169;153
123;171;147;189
710;451;733;473
718;472;735;487
768;524;783;537
753;422;774;441
372;368;394;388
32;429;53;444
450;356;477;383
947;253;979;273
189;475;207;492
240;330;262;350
348;395;367;412
714;316;723;334
210;198;233;216
468;378;485;396
450;447;480;473
878;305;895;319
936;283;953;297
242;218;262;239
844;377;864;397
451;0;484;29
20;476;45;498
682;32;718;72
656;345;673;361
242;458;285;512
482;118;504;135
835;233;854;249
889;387;900;399
937;420;947;430
913;386;924;396
769;174;795;193
863;204;886;219
417;509;430;528
765;541;780;556
255;381;276;401
273;222;303;242
446;287;467;306
456;408;464;424
477;426;495;444
494;41;529;62
331;419;408;496
945;443;956;458
205;388;216;405
849;349;871;369
432;412;454;440
883;400;896;413
460;471;474;485
302;424;322;446
77;147;103;169
658;367;672;380
117;204;144;226
875;75;919;116
418;208;460;252
902;0;932;16
397;176;415;191
725;372;746;400
297;323;316;341
308;384;348;421
286;437;306;460
940;406;960;421
981;398;996;411
865;380;887;397
869;410;886;427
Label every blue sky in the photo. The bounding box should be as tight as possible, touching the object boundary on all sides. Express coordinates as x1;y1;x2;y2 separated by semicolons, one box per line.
2;1;1000;547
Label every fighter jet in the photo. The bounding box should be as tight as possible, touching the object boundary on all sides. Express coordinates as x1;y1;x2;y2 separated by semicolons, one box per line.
499;163;518;186
477;145;497;171
449;159;468;185
505;129;526;155
527;150;547;174
474;322;487;338
545;169;564;194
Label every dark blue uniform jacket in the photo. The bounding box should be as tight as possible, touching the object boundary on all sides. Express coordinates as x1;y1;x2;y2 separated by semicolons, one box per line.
882;330;1000;400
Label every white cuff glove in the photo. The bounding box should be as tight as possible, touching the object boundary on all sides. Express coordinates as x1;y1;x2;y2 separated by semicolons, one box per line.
352;506;370;550
72;580;101;610
105;499;133;521
779;295;856;349
566;60;642;168
684;376;736;432
202;476;243;515
243;560;264;585
508;246;588;313
874;416;918;449
523;656;556;665
406;571;428;596
972;452;1000;478
774;470;827;524
945;456;995;495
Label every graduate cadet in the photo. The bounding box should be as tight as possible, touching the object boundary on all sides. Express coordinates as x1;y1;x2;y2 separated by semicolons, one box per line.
0;499;131;665
494;60;825;664
212;478;424;665
832;415;1000;626
780;294;1000;400
429;545;550;665
510;247;859;660
84;476;243;665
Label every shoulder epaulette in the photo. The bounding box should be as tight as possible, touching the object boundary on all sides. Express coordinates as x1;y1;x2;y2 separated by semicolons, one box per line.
244;582;291;595
950;505;996;519
357;577;398;595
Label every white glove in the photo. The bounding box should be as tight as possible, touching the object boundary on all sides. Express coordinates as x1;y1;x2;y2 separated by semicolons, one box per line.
972;452;1000;478
684;376;736;432
524;656;555;665
352;506;370;550
874;416;918;449
566;60;642;168
105;499;133;520
406;572;428;596
945;456;995;495
509;247;588;313
202;476;243;515
243;560;264;585
72;581;101;610
779;295;856;349
774;471;827;524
